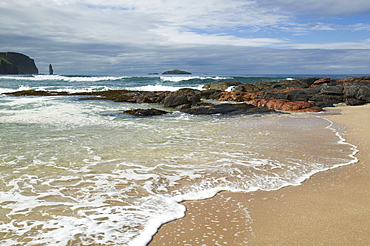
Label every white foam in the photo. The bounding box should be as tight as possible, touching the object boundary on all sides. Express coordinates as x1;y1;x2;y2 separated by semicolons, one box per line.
129;84;204;92
0;74;126;82
128;196;186;246
0;88;18;94
322;116;359;166
225;86;237;92
0;104;360;246
160;75;231;82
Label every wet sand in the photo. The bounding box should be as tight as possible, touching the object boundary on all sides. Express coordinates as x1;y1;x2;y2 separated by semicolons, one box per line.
149;104;370;246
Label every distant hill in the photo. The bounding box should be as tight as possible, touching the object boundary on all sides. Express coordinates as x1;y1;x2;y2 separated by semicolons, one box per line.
0;52;38;74
162;69;191;75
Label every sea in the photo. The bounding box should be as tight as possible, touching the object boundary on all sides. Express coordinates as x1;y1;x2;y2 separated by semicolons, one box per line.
0;74;360;245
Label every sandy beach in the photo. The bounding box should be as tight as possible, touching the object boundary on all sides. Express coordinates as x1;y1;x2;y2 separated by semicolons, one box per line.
149;104;370;246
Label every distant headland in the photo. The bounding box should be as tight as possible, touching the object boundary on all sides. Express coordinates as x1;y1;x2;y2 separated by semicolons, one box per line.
0;52;38;74
162;69;192;75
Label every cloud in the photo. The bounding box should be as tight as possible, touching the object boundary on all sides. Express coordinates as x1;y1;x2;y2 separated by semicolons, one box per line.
349;23;370;31
258;0;370;16
0;0;289;47
288;40;370;50
1;0;370;74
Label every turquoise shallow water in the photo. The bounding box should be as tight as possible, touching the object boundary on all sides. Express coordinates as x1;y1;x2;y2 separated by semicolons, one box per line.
0;75;358;245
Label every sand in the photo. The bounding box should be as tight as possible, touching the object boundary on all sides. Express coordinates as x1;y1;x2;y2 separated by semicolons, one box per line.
149;104;370;246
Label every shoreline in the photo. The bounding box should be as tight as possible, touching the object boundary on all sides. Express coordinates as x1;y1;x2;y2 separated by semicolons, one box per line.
149;104;370;245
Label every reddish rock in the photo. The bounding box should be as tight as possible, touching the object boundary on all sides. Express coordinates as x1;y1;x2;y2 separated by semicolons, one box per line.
336;78;355;82
337;77;370;83
245;99;322;112
219;87;301;102
310;78;332;87
219;91;257;101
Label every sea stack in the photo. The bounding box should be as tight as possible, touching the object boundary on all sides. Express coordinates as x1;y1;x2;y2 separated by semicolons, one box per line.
49;64;54;75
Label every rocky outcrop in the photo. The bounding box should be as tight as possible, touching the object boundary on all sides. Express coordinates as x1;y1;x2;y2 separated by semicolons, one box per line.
5;77;370;115
216;77;370;110
0;52;38;74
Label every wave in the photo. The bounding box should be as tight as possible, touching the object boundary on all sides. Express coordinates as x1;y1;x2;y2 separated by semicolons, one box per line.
128;84;204;92
0;74;127;82
0;96;360;246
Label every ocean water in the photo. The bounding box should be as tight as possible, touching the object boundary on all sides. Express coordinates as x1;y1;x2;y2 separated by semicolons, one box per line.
0;74;359;245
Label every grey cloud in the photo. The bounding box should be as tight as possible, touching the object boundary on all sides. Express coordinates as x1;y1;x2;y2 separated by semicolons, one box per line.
16;40;370;75
2;0;370;75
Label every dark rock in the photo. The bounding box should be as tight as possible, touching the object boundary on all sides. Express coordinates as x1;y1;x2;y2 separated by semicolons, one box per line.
181;103;275;115
285;87;322;101
135;92;161;103
343;82;370;105
49;64;54;75
5;90;68;96
309;94;344;107
319;83;343;95
123;108;169;117
163;94;188;107
200;89;223;100
0;52;38;74
162;88;201;107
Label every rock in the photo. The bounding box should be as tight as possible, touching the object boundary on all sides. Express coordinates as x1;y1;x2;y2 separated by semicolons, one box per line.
219;91;256;102
181;103;275;115
246;99;322;112
176;104;191;110
202;82;242;91
162;69;191;75
0;52;38;74
200;89;223;100
343;82;370;105
123;108;169;117
5;90;68;96
162;88;201;107
284;87;322;102
311;78;332;87
219;87;304;102
49;64;54;75
319;83;343;95
309;94;344;107
219;78;319;92
6;77;370;115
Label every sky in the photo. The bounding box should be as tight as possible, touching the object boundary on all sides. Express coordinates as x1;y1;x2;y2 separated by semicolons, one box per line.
1;0;370;75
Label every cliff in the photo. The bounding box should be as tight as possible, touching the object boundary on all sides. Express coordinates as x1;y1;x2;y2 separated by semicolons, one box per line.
0;52;38;74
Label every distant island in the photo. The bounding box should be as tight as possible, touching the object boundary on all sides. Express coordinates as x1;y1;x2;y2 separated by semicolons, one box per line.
0;52;38;74
162;69;192;75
